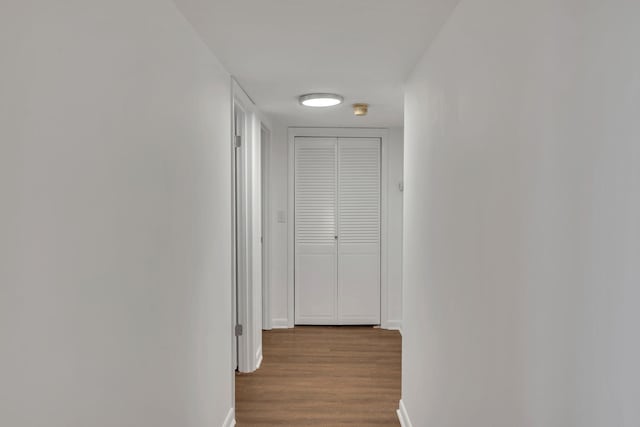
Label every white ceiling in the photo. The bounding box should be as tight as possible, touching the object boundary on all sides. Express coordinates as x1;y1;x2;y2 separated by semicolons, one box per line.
173;0;460;128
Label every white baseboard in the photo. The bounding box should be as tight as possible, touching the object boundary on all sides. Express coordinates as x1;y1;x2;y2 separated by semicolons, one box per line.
382;320;402;333
222;408;235;427
255;345;263;370
271;318;291;329
397;400;413;427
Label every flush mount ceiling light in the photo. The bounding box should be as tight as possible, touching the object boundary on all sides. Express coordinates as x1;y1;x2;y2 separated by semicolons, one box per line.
299;93;344;107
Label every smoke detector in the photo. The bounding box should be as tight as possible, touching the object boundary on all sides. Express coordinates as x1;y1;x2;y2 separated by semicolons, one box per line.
353;103;369;116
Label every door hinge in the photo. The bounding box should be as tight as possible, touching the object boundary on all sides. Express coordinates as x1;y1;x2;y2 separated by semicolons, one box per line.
234;135;242;148
235;324;243;336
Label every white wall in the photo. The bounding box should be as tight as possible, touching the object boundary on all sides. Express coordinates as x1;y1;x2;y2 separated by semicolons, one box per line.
265;123;290;328
0;1;234;426
402;0;640;426
266;127;404;328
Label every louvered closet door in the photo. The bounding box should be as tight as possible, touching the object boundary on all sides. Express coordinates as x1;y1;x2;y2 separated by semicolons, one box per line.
337;138;381;324
294;138;338;324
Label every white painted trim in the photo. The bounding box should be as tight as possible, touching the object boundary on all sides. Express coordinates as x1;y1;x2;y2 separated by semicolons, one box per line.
233;93;252;373
287;127;391;327
287;133;295;328
271;318;290;329
380;129;390;329
222;407;236;427
233;78;264;374
383;320;403;332
261;125;272;331
397;400;413;427
255;345;263;370
228;77;237;411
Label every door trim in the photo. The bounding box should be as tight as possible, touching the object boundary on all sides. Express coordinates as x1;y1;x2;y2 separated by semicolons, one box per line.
287;127;390;328
232;78;266;374
261;125;272;331
233;98;251;373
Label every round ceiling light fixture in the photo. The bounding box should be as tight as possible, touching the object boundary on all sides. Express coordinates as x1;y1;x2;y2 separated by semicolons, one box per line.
299;93;344;107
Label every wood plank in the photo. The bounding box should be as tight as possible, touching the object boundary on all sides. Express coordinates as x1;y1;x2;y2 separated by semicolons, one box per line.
236;326;401;426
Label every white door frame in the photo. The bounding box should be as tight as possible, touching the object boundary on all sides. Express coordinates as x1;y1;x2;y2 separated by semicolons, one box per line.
287;127;391;329
229;78;237;412
233;97;251;374
261;125;272;331
232;78;265;373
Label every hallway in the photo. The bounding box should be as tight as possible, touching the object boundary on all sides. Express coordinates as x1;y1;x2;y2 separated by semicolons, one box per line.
236;327;401;426
4;1;640;426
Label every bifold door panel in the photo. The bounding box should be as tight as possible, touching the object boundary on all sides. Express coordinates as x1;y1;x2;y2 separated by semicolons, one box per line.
337;139;381;324
294;137;381;325
294;138;338;324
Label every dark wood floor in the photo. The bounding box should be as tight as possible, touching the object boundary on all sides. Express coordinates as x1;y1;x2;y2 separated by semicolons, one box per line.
236;326;401;426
